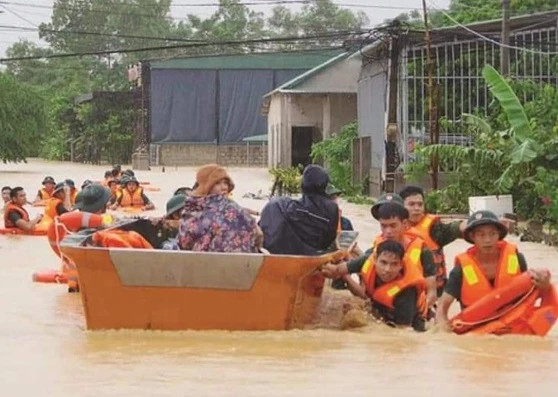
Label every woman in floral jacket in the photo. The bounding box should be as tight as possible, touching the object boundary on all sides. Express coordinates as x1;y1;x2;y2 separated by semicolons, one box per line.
178;164;262;253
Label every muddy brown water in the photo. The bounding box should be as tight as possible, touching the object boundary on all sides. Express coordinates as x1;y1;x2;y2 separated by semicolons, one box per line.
1;159;557;396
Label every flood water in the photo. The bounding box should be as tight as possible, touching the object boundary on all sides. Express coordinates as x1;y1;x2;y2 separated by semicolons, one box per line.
1;159;557;396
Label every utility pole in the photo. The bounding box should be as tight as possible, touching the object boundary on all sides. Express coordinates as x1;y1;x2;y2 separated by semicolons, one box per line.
501;0;511;75
422;0;439;190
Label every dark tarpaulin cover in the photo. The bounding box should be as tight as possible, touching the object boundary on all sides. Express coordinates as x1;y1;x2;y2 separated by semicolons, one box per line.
217;69;308;142
150;69;217;143
150;68;313;143
218;70;273;143
274;69;308;86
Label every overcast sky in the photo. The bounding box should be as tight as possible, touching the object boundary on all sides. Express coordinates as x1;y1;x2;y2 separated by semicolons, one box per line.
0;0;451;57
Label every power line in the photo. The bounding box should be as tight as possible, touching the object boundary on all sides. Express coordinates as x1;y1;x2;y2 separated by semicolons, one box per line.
427;0;558;55
0;24;208;43
2;45;343;68
0;4;38;27
0;30;361;62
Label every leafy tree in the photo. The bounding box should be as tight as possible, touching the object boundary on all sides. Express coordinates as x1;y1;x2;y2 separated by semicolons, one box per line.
423;0;557;27
0;74;47;163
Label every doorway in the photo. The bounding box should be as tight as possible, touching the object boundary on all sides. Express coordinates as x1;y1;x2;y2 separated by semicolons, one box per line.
291;126;314;168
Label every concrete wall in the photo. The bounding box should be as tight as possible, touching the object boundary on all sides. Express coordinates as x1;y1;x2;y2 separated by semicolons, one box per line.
358;60;388;170
267;95;283;168
158;143;267;167
267;93;358;168
329;94;357;134
296;57;361;93
288;95;324;127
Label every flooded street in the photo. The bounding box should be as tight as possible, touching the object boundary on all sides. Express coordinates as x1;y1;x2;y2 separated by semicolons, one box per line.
1;159;557;396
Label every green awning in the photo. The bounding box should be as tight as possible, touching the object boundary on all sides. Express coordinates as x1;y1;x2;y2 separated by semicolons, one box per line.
242;134;268;142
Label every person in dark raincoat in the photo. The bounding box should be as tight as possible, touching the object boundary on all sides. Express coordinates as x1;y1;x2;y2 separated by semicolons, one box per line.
259;164;339;256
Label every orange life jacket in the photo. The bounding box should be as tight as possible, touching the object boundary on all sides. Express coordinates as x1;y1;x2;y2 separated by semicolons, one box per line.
406;214;447;290
361;249;427;318
112;188;123;202
3;203;30;228
92;229;153;249
372;235;425;274
120;188;145;208
45;198;64;219
39;188;53;200
456;241;522;308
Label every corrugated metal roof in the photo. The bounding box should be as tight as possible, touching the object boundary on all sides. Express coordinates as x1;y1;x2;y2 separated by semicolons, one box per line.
150;49;344;70
360;10;558;56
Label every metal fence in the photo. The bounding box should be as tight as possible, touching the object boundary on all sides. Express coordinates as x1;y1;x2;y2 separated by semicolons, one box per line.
400;25;558;166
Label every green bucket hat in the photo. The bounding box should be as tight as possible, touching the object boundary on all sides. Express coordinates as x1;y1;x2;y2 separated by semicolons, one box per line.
463;210;508;244
125;176;139;186
325;184;343;198
370;193;404;220
166;194;186;217
74;184;111;214
64;179;76;189
119;176;130;187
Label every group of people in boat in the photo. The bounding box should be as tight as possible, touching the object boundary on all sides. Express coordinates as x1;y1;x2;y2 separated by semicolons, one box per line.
2;162;554;334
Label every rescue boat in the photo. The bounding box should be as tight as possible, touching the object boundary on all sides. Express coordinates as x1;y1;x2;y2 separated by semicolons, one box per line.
451;271;558;337
59;220;354;331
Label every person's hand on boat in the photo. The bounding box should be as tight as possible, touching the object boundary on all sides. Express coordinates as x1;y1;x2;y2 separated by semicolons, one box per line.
321;263;342;279
529;268;552;290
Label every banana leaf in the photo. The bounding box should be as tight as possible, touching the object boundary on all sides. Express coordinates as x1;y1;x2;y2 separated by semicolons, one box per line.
461;113;492;135
482;64;532;142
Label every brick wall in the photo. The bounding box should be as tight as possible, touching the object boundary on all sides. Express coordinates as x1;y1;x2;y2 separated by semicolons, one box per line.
158;143;267;167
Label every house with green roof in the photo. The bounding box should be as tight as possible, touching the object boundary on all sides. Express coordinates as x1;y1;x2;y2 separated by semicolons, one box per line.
142;49;342;166
261;52;361;168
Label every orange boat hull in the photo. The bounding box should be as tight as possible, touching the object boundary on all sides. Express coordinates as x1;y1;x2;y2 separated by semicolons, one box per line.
61;246;331;331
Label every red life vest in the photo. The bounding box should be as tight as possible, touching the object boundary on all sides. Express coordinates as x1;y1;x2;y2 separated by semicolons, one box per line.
3;203;30;228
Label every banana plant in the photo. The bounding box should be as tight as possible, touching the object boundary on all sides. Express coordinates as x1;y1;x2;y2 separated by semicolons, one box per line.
413;64;541;193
